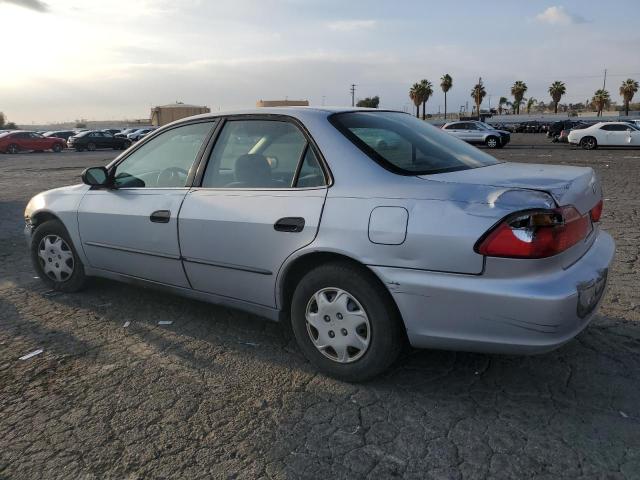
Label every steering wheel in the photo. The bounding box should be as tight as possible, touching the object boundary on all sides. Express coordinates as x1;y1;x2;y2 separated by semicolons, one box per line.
156;167;188;187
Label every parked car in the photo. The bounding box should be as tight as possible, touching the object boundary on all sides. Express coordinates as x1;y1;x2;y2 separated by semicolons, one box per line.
102;128;122;136
0;131;66;153
24;108;613;381
43;130;76;141
568;122;640;149
442;120;510;148
114;128;142;138
67;130;132;152
127;127;156;142
556;122;595;143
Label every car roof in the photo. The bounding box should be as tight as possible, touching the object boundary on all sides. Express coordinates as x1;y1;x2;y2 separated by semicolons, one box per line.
185;106;397;123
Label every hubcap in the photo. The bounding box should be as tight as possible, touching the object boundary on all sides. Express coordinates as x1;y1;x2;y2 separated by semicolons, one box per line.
305;287;371;363
487;138;497;147
37;235;74;282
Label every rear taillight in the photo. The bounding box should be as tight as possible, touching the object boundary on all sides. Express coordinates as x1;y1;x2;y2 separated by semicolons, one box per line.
590;199;603;222
475;206;592;259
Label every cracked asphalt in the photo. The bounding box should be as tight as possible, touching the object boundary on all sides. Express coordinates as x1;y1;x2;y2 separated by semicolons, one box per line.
1;135;639;479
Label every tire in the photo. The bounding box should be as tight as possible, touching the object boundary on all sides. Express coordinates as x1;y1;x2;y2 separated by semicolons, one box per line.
30;220;87;293
87;142;97;151
580;137;597;150
290;262;404;382
52;144;63;153
7;143;19;154
485;136;499;149
75;147;85;152
123;140;131;149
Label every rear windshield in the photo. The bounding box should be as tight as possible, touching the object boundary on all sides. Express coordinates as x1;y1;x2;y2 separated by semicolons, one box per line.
329;111;500;175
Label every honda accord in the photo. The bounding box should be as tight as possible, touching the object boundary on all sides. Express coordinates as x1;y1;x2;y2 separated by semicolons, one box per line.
24;108;614;381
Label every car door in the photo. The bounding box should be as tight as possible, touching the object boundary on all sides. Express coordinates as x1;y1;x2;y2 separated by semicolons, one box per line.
465;123;483;143
445;123;466;141
102;132;116;148
599;124;625;145
77;120;216;286
29;132;46;150
178;117;329;307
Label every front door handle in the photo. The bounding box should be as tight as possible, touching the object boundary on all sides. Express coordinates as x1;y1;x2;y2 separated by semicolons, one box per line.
150;210;171;223
274;217;305;233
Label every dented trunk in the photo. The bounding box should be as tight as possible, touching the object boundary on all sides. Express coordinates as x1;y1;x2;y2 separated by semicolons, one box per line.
421;162;602;215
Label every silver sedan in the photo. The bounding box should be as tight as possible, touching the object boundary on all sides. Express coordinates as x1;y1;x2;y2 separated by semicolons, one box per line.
24;108;614;381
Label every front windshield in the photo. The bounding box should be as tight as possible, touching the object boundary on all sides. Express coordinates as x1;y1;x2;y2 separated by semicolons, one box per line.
330;111;501;175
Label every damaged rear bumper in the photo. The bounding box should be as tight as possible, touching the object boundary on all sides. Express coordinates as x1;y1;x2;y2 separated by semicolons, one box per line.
370;230;615;355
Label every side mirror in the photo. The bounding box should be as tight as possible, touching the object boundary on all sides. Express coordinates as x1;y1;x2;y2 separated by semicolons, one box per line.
82;166;110;187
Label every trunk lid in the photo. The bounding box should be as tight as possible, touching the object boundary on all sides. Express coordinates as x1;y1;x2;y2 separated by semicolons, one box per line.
421;162;601;215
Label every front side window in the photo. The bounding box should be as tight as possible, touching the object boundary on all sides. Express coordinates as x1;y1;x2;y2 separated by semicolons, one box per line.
113;121;214;188
202;120;324;188
330;111;500;175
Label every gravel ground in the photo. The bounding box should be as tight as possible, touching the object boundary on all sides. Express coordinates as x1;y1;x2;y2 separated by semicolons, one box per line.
1;134;640;479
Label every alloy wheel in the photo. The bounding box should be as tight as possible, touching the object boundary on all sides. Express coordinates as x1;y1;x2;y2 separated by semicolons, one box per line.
305;287;371;363
37;235;74;282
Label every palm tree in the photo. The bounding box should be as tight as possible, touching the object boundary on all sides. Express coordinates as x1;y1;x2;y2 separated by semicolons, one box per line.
440;74;452;119
619;78;639;116
470;81;486;120
498;96;507;115
526;97;537;114
420;79;433;120
409;83;422;118
548;81;566;114
592;89;610;117
511;81;528;114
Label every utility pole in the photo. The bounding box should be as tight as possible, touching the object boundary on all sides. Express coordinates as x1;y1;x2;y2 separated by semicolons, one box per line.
602;68;607;90
350;84;356;107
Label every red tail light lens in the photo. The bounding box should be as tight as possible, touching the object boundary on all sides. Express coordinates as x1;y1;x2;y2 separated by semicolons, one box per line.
590;199;603;222
475;206;592;259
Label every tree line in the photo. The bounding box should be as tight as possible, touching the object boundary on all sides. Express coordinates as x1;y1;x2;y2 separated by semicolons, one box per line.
0;112;18;130
406;77;639;119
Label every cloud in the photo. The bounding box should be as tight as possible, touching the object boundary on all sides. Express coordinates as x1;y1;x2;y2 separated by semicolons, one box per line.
0;0;48;12
535;6;586;25
326;19;377;32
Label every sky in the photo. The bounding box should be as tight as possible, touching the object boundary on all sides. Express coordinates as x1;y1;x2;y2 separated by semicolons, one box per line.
1;0;639;124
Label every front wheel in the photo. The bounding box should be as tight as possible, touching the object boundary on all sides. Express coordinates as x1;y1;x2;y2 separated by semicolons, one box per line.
290;262;404;382
580;137;597;150
87;142;97;151
30;220;87;292
485;136;499;149
7;144;19;154
52;143;63;153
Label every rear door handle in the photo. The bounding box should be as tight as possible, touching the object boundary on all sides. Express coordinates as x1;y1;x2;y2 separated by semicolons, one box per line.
274;217;305;233
150;210;171;223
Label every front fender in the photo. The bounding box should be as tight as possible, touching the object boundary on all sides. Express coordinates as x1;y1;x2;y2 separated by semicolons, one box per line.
25;184;90;264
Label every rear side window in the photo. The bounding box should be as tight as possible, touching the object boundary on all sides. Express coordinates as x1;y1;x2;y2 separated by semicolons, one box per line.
202;120;325;188
330;112;500;175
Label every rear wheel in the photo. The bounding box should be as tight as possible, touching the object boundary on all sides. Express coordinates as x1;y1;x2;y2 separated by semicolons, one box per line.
75;147;85;152
485;136;499;148
290;262;403;382
123;140;131;149
30;220;87;292
52;143;63;153
7;144;19;154
580;136;597;150
87;142;96;151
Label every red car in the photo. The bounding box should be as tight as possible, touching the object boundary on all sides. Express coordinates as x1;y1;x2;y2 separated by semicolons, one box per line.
0;131;66;154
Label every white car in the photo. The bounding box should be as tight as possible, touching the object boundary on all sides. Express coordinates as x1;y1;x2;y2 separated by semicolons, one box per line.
568;122;640;150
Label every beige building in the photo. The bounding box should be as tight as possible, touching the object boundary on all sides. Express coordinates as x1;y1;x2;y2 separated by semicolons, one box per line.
256;99;309;107
150;103;211;126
